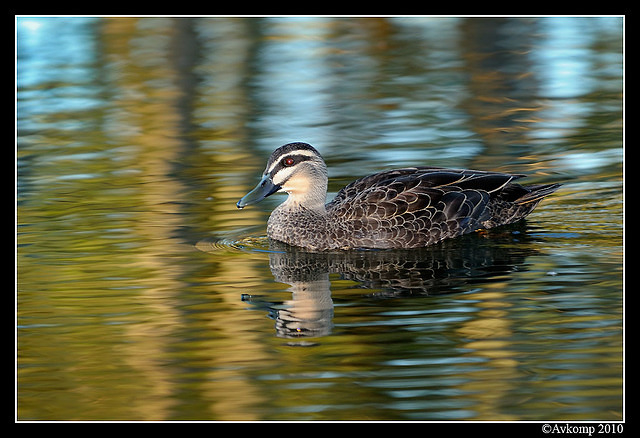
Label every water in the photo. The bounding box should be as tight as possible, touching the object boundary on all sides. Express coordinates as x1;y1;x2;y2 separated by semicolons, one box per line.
16;16;623;422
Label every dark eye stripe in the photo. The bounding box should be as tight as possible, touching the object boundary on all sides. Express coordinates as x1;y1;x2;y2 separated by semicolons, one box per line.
270;153;314;175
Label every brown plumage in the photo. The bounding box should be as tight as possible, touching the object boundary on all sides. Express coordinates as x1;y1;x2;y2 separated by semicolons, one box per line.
237;142;560;251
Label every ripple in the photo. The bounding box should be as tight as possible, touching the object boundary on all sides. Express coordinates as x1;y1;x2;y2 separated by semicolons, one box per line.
195;233;272;254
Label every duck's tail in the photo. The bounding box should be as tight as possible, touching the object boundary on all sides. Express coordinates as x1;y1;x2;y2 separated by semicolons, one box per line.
515;183;562;205
480;182;561;229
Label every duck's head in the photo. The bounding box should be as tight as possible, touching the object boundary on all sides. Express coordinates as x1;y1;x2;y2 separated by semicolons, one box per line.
237;142;328;210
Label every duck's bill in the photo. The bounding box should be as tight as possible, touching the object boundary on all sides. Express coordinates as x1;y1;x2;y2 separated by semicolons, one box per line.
237;174;281;209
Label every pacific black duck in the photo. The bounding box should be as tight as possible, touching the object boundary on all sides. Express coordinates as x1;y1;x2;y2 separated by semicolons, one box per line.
237;142;560;251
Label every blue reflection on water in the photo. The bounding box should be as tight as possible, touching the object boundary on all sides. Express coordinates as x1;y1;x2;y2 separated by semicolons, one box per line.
17;17;103;127
533;17;622;98
250;18;336;151
17;17;99;86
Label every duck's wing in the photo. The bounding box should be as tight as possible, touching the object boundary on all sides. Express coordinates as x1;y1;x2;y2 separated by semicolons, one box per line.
324;167;559;248
327;167;524;248
327;167;524;211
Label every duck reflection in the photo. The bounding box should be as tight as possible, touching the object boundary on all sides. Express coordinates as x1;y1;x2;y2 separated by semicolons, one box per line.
242;225;539;339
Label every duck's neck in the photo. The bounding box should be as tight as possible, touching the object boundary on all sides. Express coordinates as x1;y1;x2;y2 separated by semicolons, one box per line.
279;191;327;214
278;170;328;214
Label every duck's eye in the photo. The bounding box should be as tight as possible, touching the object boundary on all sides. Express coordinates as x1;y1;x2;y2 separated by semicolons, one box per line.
283;157;295;167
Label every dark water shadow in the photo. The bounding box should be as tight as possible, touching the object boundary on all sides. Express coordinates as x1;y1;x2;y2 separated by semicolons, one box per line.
241;222;540;339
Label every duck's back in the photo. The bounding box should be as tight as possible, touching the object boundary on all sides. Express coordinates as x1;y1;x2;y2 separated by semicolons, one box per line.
325;167;559;249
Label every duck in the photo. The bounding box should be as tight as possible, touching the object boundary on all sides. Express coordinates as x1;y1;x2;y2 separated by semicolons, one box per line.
237;142;560;251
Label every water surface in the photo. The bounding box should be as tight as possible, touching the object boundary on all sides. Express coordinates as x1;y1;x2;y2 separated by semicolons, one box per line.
17;16;623;421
